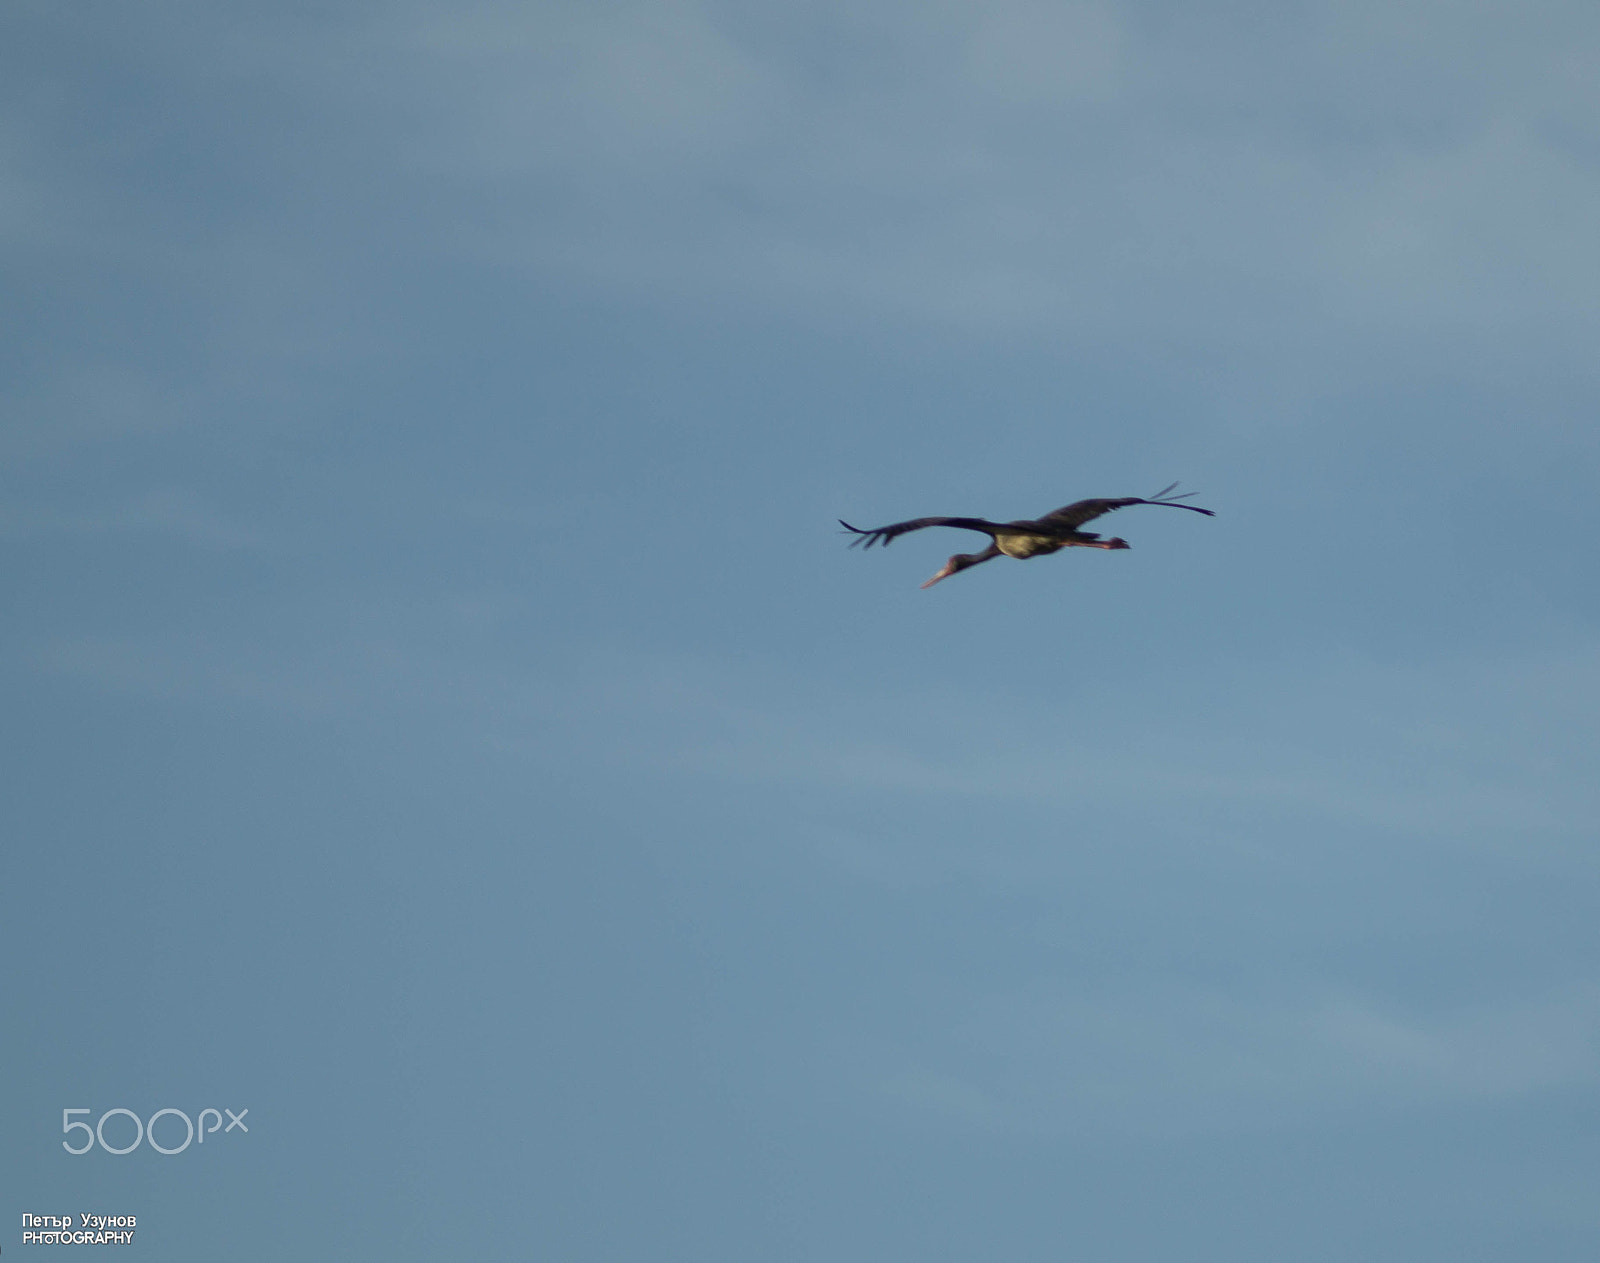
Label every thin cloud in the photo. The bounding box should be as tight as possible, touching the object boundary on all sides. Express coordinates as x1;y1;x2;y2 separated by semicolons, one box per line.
366;0;1600;353
852;980;1600;1136
0;489;262;548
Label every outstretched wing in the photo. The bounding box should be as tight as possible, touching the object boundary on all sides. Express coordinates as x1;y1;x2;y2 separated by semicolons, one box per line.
838;516;1002;549
1041;482;1215;528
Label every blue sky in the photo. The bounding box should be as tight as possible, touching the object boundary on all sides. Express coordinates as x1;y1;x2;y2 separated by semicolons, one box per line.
4;1;1600;1258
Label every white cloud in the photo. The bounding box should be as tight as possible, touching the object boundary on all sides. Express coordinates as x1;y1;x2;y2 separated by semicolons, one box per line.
0;363;189;456
355;0;1600;355
0;488;261;548
655;645;1600;844
10;1;1599;405
965;2;1123;104
406;0;780;173
36;617;1600;852
860;979;1600;1136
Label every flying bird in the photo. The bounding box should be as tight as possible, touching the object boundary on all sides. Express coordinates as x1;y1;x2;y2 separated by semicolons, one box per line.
840;483;1215;587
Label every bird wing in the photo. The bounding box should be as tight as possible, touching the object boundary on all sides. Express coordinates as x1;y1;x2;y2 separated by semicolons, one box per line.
1038;498;1147;527
838;517;1002;549
1042;484;1216;527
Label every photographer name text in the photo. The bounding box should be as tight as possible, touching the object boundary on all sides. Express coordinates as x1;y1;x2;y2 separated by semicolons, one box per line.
22;1214;136;1246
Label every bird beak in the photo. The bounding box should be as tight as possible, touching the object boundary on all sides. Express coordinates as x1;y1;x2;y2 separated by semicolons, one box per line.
920;566;953;589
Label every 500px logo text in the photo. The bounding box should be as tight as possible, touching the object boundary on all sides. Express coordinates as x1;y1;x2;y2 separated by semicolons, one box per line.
62;1107;249;1155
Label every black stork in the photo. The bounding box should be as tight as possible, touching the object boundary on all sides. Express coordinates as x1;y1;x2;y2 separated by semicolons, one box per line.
841;483;1215;587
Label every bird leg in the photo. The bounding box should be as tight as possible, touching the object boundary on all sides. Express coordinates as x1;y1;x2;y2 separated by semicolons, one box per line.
1046;536;1131;550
